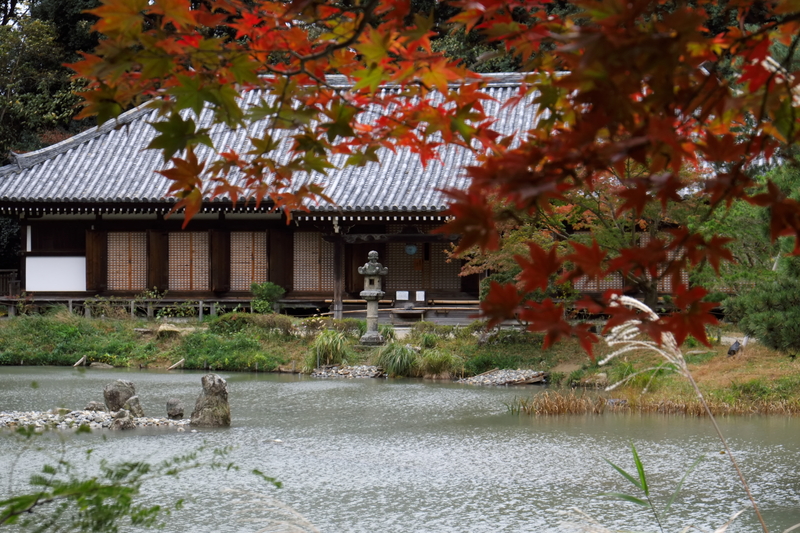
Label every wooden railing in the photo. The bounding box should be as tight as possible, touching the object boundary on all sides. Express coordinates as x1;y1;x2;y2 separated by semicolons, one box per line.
0;270;20;297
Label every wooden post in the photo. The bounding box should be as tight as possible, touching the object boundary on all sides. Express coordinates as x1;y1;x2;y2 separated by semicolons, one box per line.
130;300;135;319
73;355;86;367
333;238;344;320
198;301;204;320
8;304;15;317
68;300;73;314
167;358;185;370
211;302;217;316
84;305;91;318
147;301;153;318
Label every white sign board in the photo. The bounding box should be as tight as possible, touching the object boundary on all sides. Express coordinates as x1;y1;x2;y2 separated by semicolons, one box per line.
396;291;409;301
26;256;86;292
415;291;426;302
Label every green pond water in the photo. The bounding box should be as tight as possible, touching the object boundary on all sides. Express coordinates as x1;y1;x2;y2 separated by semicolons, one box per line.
0;367;798;532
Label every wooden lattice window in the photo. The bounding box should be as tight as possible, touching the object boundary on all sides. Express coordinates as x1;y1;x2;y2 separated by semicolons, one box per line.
293;232;335;291
573;273;625;292
231;232;268;291
168;232;209;291
107;232;147;291
429;242;460;290
383;225;460;291
385;241;423;291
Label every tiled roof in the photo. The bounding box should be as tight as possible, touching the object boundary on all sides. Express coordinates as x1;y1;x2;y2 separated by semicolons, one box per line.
0;74;538;212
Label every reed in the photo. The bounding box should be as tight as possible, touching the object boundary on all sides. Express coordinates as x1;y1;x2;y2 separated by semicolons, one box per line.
509;390;606;415
509;390;800;417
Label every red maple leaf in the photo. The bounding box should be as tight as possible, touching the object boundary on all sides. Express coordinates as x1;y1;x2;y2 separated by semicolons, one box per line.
480;281;521;328
660;285;719;347
560;240;607;283
514;242;561;293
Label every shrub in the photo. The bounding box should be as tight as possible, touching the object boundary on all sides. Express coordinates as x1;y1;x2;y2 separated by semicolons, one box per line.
299;317;327;337
179;331;284;371
410;321;454;339
330;318;367;339
454;320;487;340
251;282;285;313
250;313;295;336
485;328;544;346
209;312;295;337
418;349;460;377
156;300;198;318
376;343;418;377
208;313;253;335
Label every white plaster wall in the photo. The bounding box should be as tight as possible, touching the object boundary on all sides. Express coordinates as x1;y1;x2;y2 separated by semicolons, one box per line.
26;257;86;292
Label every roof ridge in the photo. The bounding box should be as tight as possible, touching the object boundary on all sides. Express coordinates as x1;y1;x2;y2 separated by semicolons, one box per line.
0;73;525;175
6;102;155;172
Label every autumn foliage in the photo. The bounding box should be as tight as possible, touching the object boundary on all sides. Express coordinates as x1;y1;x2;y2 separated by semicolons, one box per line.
69;0;800;358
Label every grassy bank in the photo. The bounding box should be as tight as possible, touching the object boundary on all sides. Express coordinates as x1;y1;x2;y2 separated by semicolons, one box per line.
1;310;800;414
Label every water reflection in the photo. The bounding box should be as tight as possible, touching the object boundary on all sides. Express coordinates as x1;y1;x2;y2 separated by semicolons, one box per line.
0;367;798;532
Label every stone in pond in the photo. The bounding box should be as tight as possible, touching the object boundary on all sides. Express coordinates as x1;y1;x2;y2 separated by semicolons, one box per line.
85;401;106;412
123;395;145;418
110;409;135;430
166;398;184;420
190;374;230;428
104;380;136;411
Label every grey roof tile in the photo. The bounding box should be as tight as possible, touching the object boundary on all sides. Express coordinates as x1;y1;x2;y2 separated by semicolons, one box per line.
0;74;539;212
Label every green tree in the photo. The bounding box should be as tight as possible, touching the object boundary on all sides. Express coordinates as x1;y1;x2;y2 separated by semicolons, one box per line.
724;165;800;357
0;16;86;164
29;0;100;60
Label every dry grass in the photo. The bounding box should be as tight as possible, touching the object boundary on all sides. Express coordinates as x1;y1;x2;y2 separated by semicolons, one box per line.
688;343;800;389
509;389;800;416
509;390;606;415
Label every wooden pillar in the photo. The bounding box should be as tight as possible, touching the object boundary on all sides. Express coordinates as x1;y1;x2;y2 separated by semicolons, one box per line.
198;301;204;320
333;238;344;320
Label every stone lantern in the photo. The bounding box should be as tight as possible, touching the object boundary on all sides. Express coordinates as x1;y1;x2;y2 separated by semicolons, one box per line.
358;250;388;345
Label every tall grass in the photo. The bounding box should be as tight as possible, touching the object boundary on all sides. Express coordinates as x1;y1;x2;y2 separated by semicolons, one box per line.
305;330;349;371
375;343;418;377
418;349;461;377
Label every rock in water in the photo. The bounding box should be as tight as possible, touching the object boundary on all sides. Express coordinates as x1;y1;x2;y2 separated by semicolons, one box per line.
166;398;184;420
123;395;145;418
104;380;136;411
110;409;135;430
85;401;106;412
190;374;231;427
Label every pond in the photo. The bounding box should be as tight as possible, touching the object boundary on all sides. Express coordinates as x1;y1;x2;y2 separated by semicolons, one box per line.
0;367;798;532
